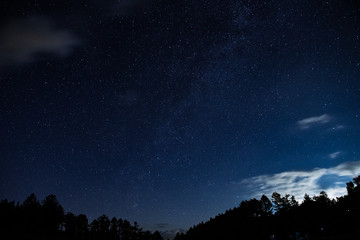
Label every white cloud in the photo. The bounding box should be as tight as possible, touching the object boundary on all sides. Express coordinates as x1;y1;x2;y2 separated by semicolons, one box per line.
297;114;331;129
0;17;80;65
329;151;341;159
331;161;360;176
238;161;360;201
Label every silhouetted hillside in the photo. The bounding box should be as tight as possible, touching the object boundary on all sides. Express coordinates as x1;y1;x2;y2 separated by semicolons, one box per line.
0;194;163;240
1;176;359;240
175;176;360;240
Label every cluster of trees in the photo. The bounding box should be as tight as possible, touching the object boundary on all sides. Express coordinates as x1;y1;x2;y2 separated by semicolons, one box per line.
175;176;360;240
0;194;162;240
1;176;359;240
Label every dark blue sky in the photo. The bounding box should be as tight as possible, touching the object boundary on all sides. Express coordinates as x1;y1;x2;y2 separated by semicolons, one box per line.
1;0;360;233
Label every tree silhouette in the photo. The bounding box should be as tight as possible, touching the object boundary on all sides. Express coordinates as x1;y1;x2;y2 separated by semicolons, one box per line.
175;176;360;240
260;195;273;216
0;193;163;240
152;230;163;240
110;217;118;240
271;192;293;214
64;212;77;237
346;181;355;195
21;193;42;236
90;219;100;236
42;194;64;235
77;214;89;238
0;199;17;238
2;176;360;240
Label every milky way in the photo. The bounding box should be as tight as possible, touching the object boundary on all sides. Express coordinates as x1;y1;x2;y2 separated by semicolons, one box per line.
1;0;359;233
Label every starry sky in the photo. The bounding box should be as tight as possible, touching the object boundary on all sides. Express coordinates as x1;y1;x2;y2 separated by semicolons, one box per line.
1;0;360;234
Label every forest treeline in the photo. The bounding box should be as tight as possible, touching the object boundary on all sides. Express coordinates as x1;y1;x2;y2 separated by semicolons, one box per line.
0;193;163;240
174;176;360;240
1;176;360;240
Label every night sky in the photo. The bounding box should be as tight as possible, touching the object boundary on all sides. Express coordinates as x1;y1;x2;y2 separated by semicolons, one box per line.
1;0;360;234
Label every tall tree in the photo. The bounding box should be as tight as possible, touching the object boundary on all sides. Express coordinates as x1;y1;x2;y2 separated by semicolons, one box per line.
21;193;42;235
42;194;64;235
260;195;273;216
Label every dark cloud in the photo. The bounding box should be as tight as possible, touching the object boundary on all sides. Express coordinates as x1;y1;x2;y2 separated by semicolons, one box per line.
0;17;80;65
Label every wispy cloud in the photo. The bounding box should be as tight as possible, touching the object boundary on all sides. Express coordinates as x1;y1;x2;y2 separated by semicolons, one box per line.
0;17;80;65
297;114;331;129
329;125;345;131
237;161;360;201
329;151;341;159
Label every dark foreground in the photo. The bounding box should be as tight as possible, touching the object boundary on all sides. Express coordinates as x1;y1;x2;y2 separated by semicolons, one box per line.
1;176;360;240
